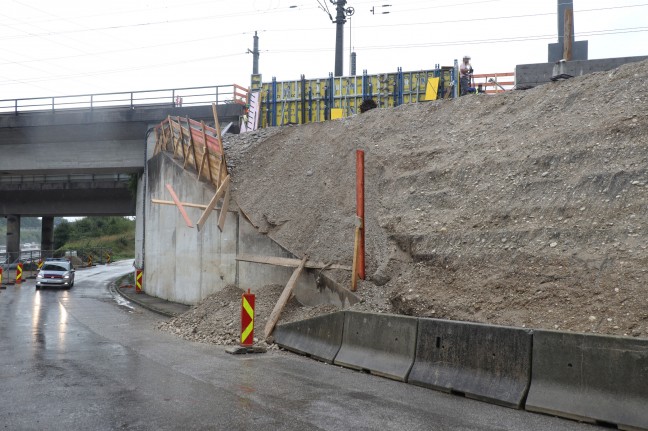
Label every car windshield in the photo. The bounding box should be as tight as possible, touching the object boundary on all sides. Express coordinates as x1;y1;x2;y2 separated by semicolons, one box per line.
42;263;69;271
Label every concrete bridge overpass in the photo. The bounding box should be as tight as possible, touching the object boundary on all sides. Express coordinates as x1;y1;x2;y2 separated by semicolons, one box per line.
0;84;246;261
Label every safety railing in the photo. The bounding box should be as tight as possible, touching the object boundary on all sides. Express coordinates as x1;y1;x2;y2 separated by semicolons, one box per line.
0;84;248;115
471;72;515;94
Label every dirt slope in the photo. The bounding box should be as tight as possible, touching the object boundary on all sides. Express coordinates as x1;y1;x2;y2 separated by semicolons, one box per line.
160;59;648;343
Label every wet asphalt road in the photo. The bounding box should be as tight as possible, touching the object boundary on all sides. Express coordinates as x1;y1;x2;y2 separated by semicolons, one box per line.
0;261;604;431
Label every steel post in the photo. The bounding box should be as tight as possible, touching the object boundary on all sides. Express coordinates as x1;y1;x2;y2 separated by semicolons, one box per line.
334;0;347;77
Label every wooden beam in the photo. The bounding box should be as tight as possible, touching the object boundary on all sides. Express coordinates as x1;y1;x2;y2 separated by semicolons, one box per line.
166;184;194;228
197;151;207;180
151;199;208;209
236;253;352;271
264;256;308;339
196;175;230;231
563;7;574;61
201;120;214;185
185;116;200;174
217;181;231;231
212;102;222;140
211;103;226;188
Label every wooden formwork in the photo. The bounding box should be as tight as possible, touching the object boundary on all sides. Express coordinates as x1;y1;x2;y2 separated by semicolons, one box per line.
154;104;228;190
152;104;231;231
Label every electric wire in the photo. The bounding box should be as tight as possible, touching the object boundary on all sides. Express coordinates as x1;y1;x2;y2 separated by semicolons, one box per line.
1;0;645;93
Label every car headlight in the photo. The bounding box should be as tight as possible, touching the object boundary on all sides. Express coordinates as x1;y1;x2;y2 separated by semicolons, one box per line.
37;273;43;279
63;273;70;279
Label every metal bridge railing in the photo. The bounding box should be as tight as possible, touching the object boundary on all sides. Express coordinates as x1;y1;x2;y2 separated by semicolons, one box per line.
0;173;132;185
0;84;249;115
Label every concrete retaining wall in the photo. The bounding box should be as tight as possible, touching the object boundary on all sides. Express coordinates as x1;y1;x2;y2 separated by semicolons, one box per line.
516;56;648;88
275;311;648;430
141;151;358;307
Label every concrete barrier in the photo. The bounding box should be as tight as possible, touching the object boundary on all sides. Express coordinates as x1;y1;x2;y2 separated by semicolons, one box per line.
334;311;418;381
273;312;345;364
408;319;533;409
526;330;648;430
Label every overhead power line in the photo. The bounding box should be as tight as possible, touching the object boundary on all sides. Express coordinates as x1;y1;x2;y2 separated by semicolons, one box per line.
268;25;648;53
1;2;646;41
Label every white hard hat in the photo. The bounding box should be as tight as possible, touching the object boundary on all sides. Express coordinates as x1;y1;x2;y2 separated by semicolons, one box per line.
463;55;471;59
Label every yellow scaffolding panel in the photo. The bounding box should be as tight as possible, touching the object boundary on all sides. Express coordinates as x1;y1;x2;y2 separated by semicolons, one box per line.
257;67;455;128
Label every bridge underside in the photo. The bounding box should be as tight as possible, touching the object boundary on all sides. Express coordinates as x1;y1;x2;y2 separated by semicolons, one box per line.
0;177;134;217
0;102;243;258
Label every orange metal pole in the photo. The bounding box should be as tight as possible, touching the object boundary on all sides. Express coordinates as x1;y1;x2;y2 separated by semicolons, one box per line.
356;150;365;280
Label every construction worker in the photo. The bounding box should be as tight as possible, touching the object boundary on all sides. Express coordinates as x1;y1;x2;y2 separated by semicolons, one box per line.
460;55;473;96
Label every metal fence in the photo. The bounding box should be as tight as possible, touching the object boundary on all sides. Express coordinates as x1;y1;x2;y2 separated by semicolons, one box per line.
0;84;248;115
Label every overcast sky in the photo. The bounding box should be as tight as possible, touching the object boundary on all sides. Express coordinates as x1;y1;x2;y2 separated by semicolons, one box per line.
0;0;646;100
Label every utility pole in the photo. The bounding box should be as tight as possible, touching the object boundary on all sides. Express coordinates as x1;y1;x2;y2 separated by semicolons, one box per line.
318;1;354;76
333;0;347;77
248;31;260;75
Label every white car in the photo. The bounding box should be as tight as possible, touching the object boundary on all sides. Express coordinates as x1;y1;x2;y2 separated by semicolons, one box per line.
36;259;75;289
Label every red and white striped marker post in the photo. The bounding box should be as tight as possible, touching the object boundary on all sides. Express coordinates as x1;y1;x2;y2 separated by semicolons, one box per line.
16;263;23;284
135;269;143;294
240;289;255;347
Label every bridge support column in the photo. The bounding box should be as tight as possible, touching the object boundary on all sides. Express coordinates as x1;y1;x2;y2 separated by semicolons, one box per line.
6;215;20;263
41;216;54;259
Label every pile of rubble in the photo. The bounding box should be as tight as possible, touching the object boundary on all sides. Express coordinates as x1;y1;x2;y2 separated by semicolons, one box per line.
160;59;648;344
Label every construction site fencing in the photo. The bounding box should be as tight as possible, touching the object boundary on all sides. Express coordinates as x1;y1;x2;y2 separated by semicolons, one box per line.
257;67;455;127
0;84;248;115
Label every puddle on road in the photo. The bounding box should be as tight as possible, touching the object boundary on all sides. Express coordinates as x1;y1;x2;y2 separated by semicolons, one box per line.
112;293;135;312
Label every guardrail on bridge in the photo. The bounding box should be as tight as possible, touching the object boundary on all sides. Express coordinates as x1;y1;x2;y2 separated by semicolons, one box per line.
0;84;249;115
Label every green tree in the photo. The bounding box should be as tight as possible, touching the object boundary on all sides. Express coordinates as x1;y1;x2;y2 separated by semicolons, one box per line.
53;219;72;249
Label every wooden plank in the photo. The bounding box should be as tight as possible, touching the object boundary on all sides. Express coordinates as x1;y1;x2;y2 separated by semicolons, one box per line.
217;181;230;231
166;184;194;228
212;102;222;140
197;151;207;180
185;116;200;173
211;103;227;187
161;123;169;153
201;121;214;185
196;175;230;231
236;253;352;271
264;256;308;339
151;198;209;209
